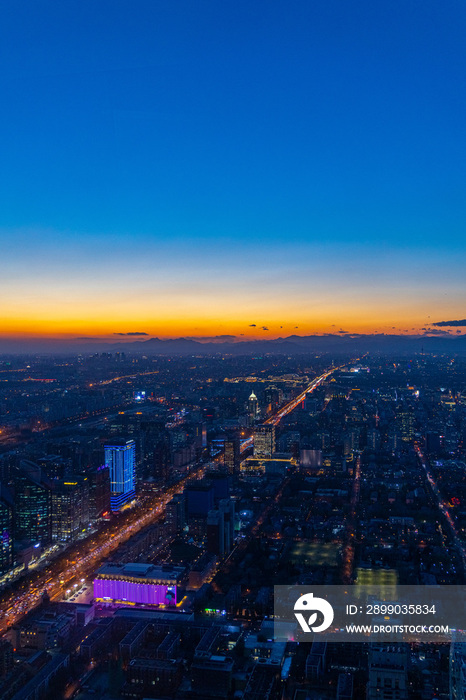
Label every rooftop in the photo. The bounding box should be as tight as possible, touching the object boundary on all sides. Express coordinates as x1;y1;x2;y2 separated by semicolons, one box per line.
95;563;185;582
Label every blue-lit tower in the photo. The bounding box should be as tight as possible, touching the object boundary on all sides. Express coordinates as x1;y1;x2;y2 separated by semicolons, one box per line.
104;439;136;511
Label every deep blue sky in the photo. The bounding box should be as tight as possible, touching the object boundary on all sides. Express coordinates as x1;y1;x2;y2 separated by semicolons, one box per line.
1;1;465;338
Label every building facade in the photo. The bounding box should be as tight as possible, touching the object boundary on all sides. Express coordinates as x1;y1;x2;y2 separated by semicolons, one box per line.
104;439;136;511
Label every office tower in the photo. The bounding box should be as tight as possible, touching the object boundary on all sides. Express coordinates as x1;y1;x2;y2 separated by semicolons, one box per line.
205;471;230;502
224;435;240;473
13;461;51;546
253;424;275;458
264;385;281;412
37;455;67;480
186;482;214;518
206;497;235;557
165;494;186;535
0;485;14;573
88;466;110;521
51;478;88;542
396;407;415;443
278;430;300;454
219;498;234;552
248;391;259;426
206;510;224;555
104;439;136;511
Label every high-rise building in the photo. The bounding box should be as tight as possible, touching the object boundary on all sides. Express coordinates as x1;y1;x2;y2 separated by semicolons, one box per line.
0;485;14;574
88;466;110;521
224;436;240;473
396;407;415;443
51;478;88;542
248;391;259;426
205;471;230;502
206;510;224;556
13;461;51;546
253;424;275;458
206;497;235;557
264;386;281;413
104;439;136;511
186;482;214;517
166;494;186;535
219;498;234;553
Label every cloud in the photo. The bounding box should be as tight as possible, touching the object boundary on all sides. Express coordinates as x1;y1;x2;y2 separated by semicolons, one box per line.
75;336;98;340
338;329;349;334
432;319;466;327
249;324;256;327
185;335;237;342
261;326;269;331
113;332;149;336
422;328;452;336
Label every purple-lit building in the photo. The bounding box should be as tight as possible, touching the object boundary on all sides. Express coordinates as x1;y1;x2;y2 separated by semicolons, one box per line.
93;563;184;607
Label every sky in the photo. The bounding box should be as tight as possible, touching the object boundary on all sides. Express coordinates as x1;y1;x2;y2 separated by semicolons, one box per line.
1;0;465;344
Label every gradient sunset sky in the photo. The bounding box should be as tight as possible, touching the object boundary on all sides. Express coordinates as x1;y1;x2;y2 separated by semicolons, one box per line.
1;0;465;343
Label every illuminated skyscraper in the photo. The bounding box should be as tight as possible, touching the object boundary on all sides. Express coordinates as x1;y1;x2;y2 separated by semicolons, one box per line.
224;435;240;474
248;391;259;426
396;407;415;443
0;486;14;573
104;439;136;511
14;461;51;546
253;424;275;458
51;478;89;542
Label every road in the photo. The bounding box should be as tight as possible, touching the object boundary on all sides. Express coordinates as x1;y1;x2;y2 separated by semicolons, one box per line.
0;464;206;634
239;366;339;454
415;443;466;574
0;365;341;633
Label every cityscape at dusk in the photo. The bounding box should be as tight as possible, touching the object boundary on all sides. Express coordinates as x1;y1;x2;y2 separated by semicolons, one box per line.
1;2;466;700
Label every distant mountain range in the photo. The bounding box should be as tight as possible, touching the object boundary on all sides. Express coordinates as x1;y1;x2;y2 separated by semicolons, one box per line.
2;333;466;356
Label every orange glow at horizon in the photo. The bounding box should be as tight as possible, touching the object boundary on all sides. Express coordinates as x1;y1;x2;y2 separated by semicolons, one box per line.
0;312;438;340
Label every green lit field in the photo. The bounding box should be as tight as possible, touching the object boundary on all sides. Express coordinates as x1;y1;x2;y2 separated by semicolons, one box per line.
289;542;340;567
355;568;398;587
